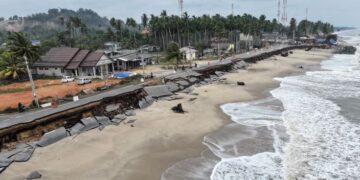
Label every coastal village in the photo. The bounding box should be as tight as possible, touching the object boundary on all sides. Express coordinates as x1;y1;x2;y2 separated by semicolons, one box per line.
0;1;357;180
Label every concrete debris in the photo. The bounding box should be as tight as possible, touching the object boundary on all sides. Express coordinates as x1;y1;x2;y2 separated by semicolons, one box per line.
165;82;180;92
0;157;12;168
0;143;35;166
210;75;219;81
190;93;199;96
36;127;68;147
164;95;184;101
126;118;137;124
234;61;248;70
219;77;227;81
144;85;173;98
200;81;208;85
26;171;42;179
125;110;136;116
188;77;198;83
80;117;100;132
164;70;202;82
189;98;197;102
95;116;112;126
139;96;155;109
105;104;119;112
215;71;225;77
12;146;35;162
69;123;85;136
176;80;190;87
181;87;194;94
113;114;127;121
98;125;105;131
281;51;289;57
204;78;212;83
0;147;24;159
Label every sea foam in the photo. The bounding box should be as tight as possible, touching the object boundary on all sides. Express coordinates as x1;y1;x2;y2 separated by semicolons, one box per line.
211;30;360;180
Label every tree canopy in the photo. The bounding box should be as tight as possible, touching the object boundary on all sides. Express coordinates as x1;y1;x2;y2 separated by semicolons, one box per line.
0;9;335;53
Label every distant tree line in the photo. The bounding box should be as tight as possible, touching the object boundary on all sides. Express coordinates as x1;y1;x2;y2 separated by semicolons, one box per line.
0;8;335;54
108;10;334;50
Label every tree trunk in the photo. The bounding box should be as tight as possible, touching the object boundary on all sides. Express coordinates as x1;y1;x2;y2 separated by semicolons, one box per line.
161;32;166;51
292;30;295;42
24;55;39;108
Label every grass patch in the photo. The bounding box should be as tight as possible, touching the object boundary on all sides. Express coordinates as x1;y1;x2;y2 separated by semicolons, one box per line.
0;86;32;94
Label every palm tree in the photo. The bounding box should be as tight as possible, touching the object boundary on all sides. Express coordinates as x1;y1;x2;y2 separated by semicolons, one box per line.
141;14;148;28
0;52;26;80
7;32;40;107
126;18;138;47
166;42;181;65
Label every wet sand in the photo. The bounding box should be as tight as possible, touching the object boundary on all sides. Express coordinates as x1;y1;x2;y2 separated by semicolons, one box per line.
1;49;333;180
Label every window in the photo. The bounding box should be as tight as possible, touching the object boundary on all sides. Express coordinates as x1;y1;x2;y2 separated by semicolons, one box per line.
45;68;49;70
39;67;43;70
54;68;58;70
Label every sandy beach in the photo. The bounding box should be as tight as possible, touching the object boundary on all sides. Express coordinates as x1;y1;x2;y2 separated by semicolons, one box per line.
1;49;333;180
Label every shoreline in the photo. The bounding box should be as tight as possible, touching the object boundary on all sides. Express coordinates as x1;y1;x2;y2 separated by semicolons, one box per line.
0;49;334;180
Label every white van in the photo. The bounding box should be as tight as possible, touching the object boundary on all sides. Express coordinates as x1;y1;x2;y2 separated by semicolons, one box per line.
61;76;75;83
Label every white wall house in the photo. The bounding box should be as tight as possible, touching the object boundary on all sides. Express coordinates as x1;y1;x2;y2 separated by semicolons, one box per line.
32;47;115;79
36;67;63;76
78;55;115;79
180;47;198;61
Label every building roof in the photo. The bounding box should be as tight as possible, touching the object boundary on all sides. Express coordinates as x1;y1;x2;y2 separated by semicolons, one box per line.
65;50;90;70
180;47;197;53
33;47;80;68
117;53;141;62
32;47;108;69
80;51;106;67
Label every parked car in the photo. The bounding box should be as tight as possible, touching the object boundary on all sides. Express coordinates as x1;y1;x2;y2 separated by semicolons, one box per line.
61;76;75;83
76;77;92;85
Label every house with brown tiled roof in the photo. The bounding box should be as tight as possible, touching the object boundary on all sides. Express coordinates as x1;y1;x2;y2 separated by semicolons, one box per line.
32;47;115;79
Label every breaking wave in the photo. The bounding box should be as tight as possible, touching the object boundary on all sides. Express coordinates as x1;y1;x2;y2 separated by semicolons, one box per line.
211;30;360;180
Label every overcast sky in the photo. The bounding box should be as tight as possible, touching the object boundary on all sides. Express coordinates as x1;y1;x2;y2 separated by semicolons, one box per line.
0;0;359;28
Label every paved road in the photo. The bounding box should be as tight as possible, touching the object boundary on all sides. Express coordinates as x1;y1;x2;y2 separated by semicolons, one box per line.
0;85;142;130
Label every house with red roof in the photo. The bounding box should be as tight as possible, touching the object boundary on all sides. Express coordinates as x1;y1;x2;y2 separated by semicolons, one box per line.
32;47;115;79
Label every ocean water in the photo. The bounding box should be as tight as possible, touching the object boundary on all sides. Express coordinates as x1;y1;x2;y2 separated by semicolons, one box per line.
162;30;360;180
